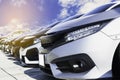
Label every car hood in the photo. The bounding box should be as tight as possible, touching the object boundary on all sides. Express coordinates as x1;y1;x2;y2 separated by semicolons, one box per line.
46;8;120;34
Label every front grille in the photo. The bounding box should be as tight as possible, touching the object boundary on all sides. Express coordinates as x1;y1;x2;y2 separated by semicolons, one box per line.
26;48;39;61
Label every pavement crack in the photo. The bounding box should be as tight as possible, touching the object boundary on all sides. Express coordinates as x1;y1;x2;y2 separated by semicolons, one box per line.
0;67;18;80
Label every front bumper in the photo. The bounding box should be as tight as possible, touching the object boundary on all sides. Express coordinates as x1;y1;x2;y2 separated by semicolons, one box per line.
46;31;119;79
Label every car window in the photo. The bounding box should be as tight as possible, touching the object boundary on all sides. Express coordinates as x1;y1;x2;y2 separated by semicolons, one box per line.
111;4;120;9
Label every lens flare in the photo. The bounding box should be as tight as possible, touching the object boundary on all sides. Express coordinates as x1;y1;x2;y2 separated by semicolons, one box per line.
11;18;19;24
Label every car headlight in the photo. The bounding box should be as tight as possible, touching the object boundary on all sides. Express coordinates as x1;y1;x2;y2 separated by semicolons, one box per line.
65;24;101;42
34;38;40;44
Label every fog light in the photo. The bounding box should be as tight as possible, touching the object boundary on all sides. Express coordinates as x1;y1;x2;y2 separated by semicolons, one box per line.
73;64;79;68
52;54;95;73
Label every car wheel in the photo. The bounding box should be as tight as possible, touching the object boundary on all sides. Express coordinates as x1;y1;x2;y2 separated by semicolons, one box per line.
112;44;120;78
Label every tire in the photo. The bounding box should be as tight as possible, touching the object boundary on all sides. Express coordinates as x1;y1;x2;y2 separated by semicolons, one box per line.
112;44;120;78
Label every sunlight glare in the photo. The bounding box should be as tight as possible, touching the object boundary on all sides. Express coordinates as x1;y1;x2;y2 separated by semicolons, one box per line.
11;18;19;24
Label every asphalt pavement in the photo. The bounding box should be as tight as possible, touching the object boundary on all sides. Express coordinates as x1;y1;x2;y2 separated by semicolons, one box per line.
0;51;62;80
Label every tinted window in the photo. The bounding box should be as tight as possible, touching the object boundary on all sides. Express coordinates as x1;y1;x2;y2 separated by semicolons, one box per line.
111;4;120;9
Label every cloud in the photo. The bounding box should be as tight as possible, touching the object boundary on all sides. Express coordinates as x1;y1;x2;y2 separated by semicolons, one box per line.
58;0;93;19
10;0;27;7
94;0;111;4
59;8;70;19
58;0;78;8
0;21;31;36
78;0;111;14
58;0;76;19
58;0;112;19
77;2;97;14
59;0;91;8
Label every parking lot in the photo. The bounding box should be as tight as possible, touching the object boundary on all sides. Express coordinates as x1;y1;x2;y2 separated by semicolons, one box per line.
1;1;120;80
0;50;63;80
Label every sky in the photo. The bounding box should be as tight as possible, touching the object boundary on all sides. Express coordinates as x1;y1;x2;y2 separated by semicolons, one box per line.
0;0;118;36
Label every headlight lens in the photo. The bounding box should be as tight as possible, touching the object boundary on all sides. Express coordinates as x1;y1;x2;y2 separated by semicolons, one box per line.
34;38;40;44
65;24;101;41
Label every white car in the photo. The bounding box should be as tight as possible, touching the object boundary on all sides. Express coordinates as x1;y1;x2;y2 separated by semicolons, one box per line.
19;27;54;66
19;36;41;66
39;2;120;79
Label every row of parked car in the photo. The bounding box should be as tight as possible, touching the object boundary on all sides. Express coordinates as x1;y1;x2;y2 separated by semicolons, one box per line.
0;24;53;65
1;1;120;79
